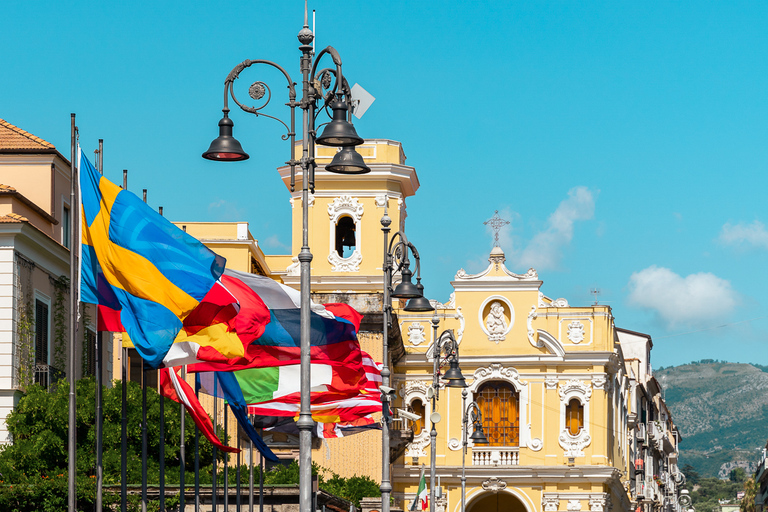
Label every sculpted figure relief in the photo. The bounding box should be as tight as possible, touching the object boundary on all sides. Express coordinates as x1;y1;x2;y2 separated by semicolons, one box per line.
486;301;508;342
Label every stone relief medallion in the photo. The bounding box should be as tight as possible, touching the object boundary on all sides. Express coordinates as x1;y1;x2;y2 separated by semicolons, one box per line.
407;322;426;346
478;296;514;343
567;321;585;343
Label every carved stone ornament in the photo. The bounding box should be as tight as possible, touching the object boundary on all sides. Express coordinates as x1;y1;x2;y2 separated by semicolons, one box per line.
528;437;543;451
328;249;362;272
567;321;585;343
407;322;426;346
375;194;387;208
403;380;430;458
543;495;560;512
472;364;526;391
286;256;300;276
589;496;607;512
559;380;592;402
433;292;456;310
435;495;447;512
307;193;315;207
527;305;540;347
289;197;295;209
447;438;462;451
327;194;364;222
591;375;608;391
551;297;569;307
567;499;582;511
482;477;507;492
545;376;559;390
485;301;508;343
559;427;592;458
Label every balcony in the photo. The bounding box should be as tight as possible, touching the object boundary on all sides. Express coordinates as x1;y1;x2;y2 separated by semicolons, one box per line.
472;447;519;466
34;364;65;390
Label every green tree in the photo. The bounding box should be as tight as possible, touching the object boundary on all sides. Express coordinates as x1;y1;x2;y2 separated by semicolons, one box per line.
0;378;224;511
741;478;756;512
730;468;747;483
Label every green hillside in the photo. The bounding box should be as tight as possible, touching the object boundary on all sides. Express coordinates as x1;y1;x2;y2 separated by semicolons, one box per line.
654;361;768;478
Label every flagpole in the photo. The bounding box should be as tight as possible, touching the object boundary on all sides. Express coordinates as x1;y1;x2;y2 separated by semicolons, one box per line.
212;376;218;512
224;406;229;510
68;112;78;512
95;138;104;512
121;347;128;512
159;368;166;512
194;375;200;512
142;366;148;512
236;424;241;511
180;365;186;512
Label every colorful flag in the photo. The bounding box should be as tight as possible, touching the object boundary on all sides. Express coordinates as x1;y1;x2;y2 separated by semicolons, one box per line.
79;149;239;368
188;269;363;371
159;367;239;453
245;353;383;424
411;466;428;511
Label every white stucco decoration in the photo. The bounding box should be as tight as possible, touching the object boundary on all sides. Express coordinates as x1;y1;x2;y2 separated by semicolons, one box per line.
558;380;592;457
589;496;607;512
402;380;430;458
567;321;585;344
286;256;300;276
567;500;582;511
407;322;426;346
482;477;507;491
375;194;387;208
536;330;567;357
469;364;530;448
327;195;364;272
543;495;560;512
527;305;540;347
478;295;514;344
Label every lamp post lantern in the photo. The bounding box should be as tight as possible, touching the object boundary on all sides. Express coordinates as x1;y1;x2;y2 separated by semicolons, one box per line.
460;388;488;512
381;211;434;512
428;320;467;512
203;6;369;512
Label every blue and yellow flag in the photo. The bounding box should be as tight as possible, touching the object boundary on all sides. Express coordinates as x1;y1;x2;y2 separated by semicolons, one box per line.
79;149;226;367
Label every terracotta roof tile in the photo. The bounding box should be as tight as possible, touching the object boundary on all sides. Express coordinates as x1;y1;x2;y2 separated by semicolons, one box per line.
0;213;26;223
0;119;55;150
0;184;17;192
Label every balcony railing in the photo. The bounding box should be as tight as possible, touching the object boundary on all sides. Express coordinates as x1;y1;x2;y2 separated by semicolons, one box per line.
472;447;519;466
34;364;65;390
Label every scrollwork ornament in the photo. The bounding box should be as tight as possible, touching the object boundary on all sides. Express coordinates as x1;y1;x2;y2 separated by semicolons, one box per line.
249;82;266;100
543;495;560;512
482;477;507;492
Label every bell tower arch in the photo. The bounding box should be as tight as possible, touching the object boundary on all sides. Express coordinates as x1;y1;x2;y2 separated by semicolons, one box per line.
277;139;420;293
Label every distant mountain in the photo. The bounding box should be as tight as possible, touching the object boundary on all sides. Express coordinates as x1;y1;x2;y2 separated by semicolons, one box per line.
654;361;768;478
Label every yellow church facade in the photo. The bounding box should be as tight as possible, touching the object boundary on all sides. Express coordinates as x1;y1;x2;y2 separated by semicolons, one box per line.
173;138;637;512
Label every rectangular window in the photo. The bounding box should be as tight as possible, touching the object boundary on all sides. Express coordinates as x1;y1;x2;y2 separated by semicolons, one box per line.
85;329;97;377
62;205;70;249
35;300;49;364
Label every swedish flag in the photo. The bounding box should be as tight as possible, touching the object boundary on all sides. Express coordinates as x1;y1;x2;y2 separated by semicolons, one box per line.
79;149;226;367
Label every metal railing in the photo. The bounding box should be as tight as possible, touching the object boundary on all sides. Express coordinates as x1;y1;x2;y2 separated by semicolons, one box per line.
472;447;519;466
34;364;65;390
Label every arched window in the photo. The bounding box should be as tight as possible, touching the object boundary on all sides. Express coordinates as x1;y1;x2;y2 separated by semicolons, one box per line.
566;398;584;435
476;381;519;446
408;399;425;435
335;215;356;257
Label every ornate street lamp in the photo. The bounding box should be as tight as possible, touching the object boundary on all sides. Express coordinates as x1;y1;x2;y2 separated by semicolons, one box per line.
428;322;468;512
381;208;434;512
202;5;368;512
460;388;488;512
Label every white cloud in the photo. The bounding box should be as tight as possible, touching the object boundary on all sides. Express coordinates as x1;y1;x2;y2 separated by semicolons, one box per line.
719;220;768;249
627;266;738;328
207;199;245;221
516;186;595;270
260;234;290;250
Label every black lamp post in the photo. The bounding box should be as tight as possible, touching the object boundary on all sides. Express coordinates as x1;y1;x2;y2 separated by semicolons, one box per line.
460;388;488;512
202;5;368;512
428;322;468;512
381;208;434;512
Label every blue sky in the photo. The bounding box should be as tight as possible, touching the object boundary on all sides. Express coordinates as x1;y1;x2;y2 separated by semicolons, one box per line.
2;1;768;368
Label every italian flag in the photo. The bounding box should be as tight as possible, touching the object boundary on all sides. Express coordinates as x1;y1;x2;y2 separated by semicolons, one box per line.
411;468;428;511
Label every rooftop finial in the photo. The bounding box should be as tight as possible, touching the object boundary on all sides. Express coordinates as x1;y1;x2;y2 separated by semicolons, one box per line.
484;210;509;248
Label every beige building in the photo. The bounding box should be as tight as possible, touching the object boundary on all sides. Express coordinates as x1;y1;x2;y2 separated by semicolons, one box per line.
0;118;102;442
